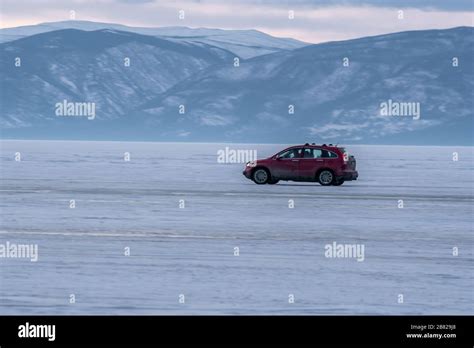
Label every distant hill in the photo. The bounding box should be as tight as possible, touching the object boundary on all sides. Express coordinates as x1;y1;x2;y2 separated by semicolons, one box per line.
0;28;235;129
134;27;473;145
0;25;472;145
0;20;307;59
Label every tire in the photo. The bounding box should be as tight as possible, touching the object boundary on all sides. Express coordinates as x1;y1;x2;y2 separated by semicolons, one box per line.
268;179;279;185
252;168;270;184
318;169;334;186
332;179;344;186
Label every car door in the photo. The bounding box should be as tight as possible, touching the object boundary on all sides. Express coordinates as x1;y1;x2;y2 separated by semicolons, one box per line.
298;148;324;180
272;148;302;180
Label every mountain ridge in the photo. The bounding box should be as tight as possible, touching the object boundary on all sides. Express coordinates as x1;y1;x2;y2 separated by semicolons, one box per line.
0;20;307;58
0;25;472;145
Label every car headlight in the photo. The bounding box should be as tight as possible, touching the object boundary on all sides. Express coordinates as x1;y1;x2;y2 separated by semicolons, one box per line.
246;161;257;167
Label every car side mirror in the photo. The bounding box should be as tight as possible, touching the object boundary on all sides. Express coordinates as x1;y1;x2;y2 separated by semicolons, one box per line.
275;156;281;160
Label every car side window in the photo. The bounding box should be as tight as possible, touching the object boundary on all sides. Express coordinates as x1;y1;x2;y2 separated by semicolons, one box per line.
303;148;313;158
278;148;303;159
321;150;338;158
313;149;323;158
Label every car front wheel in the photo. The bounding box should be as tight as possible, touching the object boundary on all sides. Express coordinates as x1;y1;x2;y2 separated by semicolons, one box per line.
318;170;334;186
253;168;270;184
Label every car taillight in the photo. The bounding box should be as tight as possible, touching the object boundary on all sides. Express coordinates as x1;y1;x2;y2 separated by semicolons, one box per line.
338;147;349;162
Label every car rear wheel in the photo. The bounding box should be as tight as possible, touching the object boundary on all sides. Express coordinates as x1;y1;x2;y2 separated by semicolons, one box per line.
318;170;334;186
253;168;269;184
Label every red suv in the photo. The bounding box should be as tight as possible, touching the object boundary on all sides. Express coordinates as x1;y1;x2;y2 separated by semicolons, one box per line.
243;143;358;186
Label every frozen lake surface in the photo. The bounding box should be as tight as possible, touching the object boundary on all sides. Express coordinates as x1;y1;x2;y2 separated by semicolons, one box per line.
0;140;472;314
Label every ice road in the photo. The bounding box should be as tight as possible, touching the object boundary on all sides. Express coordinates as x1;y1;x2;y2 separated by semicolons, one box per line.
0;141;472;314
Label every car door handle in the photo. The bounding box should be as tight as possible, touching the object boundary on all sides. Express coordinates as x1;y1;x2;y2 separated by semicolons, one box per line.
316;159;324;162
291;159;299;162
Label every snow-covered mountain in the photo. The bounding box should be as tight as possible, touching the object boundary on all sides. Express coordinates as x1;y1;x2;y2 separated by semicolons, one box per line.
135;26;474;145
0;26;472;144
0;28;235;130
0;20;307;58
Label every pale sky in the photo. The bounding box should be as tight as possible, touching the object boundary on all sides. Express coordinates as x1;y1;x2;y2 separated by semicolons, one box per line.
0;0;473;43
